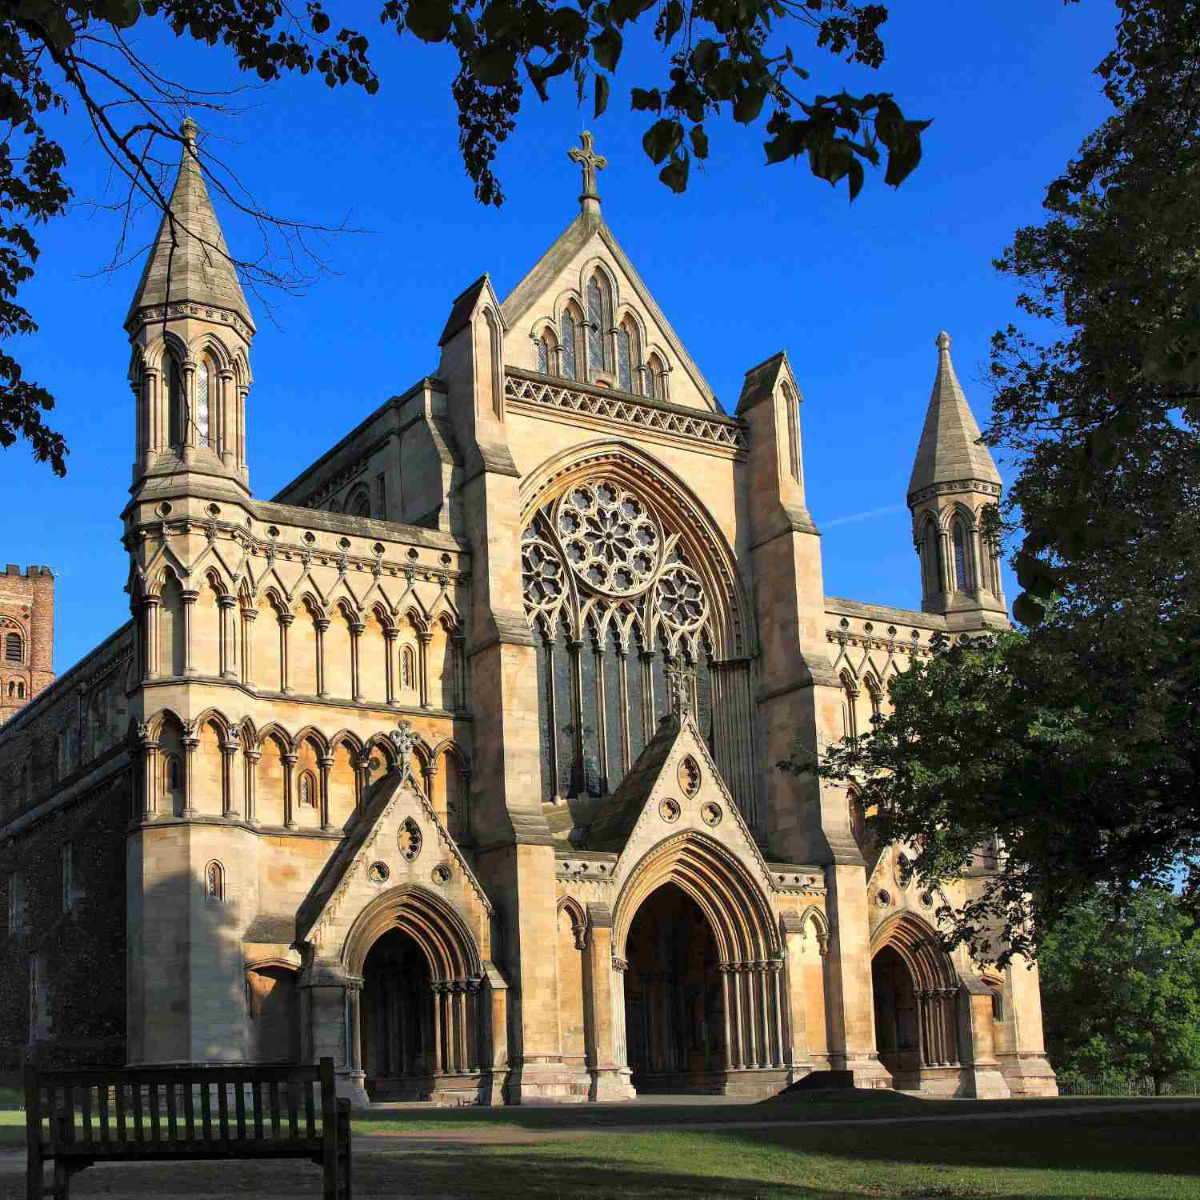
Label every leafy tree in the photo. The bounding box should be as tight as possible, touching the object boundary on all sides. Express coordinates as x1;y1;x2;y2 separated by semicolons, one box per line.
2;0;930;475
784;0;1200;959
1039;886;1200;1094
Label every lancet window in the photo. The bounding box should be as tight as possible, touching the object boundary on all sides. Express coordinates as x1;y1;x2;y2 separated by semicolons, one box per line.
562;310;579;381
522;477;715;802
536;334;550;373
167;354;184;448
196;362;211;447
586;276;606;374
952;521;969;591
617;323;634;392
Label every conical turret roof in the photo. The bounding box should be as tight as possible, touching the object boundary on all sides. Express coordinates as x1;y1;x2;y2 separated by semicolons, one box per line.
125;119;253;331
907;332;1000;500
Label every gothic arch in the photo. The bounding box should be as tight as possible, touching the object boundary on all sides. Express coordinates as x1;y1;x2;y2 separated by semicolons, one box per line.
256;721;295;755
292;724;330;757
871;912;959;991
797;905;830;954
520;439;754;659
577;256;621;315
342;884;483;982
612;830;779;965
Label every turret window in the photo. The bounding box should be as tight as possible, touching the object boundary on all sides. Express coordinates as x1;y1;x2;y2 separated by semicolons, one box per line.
953;522;970;591
586;276;606;373
204;860;225;902
4;632;21;663
196;362;211;447
168;355;184;448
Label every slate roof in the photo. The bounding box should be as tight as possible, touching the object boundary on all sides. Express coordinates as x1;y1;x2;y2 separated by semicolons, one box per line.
907;332;1001;499
125;118;254;330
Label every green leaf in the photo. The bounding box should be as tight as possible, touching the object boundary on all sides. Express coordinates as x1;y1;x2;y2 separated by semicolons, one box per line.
663;0;683;43
733;85;766;125
630;87;662;113
471;42;518;85
690;40;721;77
642;118;683;164
591;26;623;72
1012;593;1046;628
690;124;709;160
659;150;690;194
594;74;610;119
406;0;452;42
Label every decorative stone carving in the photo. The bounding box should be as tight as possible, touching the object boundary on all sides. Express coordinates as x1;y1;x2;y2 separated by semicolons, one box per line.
677;755;701;797
398;818;422;862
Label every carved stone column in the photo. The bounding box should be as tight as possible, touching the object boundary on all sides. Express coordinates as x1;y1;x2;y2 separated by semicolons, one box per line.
349;621;365;703
219;737;241;819
243;749;260;825
583;905;634;1101
181;720;199;818
218;595;238;679
218;368;236;469
180;589;198;677
136;727;160;819
318;754;334;831
417;630;433;709
314;617;330;699
383;627;398;706
421;763;440;817
240;606;256;687
282;751;298;829
778;915;812;1078
615;649;631;775
139;596;161;681
567;638;585;795
278;613;294;695
639;649;655;745
452;633;467;711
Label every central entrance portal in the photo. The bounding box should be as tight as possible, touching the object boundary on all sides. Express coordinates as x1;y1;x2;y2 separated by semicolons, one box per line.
624;882;727;1092
360;928;435;1101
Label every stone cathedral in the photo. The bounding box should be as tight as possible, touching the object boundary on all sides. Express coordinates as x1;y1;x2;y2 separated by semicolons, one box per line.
0;123;1056;1104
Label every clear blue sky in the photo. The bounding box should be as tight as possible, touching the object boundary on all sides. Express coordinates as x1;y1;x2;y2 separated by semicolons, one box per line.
1;0;1118;673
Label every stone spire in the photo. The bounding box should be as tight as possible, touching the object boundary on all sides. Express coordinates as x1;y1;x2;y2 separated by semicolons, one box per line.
568;130;607;217
907;331;1000;502
125;118;254;332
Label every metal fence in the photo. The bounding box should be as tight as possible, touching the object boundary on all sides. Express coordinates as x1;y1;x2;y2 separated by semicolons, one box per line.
1055;1071;1200;1097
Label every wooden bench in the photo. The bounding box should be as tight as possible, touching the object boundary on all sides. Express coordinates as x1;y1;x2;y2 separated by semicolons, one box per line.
24;1056;351;1199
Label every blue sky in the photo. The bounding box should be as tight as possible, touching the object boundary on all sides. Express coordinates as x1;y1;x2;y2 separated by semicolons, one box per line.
2;0;1118;673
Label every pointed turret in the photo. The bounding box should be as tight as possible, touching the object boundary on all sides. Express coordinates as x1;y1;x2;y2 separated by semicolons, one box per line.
125;119;255;501
126;118;254;332
907;333;1006;626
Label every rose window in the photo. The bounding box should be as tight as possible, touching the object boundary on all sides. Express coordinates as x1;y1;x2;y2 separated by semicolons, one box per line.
555;480;661;597
655;565;707;630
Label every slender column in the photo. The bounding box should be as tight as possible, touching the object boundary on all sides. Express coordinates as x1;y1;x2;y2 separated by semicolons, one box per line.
218;595;237;679
180;361;197;461
180;590;198;677
383;628;399;705
567;638;585;795
349;621;365;703
455;985;469;1073
218;368;236;468
314;618;330;699
241;607;256;687
181;722;199;818
282;751;298;829
140;597;161;681
318;754;334;831
611;957;630;1073
769;960;786;1068
452;634;467;711
353;753;369;811
243;749;260;824
465;981;480;1071
417;630;433;709
938;530;953;594
219;739;240;818
137;735;160;819
544;635;561;801
347;981;363;1074
639;649;655;745
970;526;987;593
278;613;294;694
616;650;631;775
431;985;444;1073
719;965;735;1070
593;637;609;790
422;763;440;818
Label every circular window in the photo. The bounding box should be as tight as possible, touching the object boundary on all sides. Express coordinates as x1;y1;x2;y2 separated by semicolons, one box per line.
431;864;451;885
876;889;892;908
658;797;681;823
700;801;722;828
919;891;935;909
368;861;390;885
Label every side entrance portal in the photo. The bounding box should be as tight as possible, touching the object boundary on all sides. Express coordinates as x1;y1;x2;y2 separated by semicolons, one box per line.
624;883;726;1092
361;928;435;1101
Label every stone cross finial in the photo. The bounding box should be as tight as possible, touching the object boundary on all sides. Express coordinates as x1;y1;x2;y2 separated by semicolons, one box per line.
568;131;607;214
668;669;694;719
181;116;199;150
936;330;951;353
388;721;420;783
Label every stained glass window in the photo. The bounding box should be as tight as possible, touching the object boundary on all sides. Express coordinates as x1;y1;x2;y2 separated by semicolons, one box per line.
196;363;210;446
587;277;605;372
617;327;632;391
299;771;314;807
563;316;578;380
536;336;549;373
205;861;224;902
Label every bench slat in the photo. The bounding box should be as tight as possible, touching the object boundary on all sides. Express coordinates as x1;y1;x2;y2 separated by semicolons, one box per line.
304;1079;316;1141
287;1080;299;1139
218;1076;231;1149
98;1081;110;1144
133;1077;145;1144
150;1081;161;1141
115;1081;127;1144
166;1080;178;1141
200;1080;212;1143
82;1084;93;1142
269;1081;281;1139
235;1075;247;1140
252;1079;264;1140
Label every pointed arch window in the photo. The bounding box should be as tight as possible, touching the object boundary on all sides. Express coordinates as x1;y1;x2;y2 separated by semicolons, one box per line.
196;362;211;447
298;770;316;808
953;521;970;591
167;354;184;448
840;672;858;739
204;860;225;903
400;645;415;690
645;353;664;399
586;276;606;374
617;323;633;392
562;312;579;381
165;755;182;796
536;335;550;373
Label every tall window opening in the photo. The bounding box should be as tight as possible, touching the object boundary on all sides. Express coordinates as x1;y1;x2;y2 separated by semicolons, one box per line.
196;362;211;447
617;322;634;392
953;522;969;591
536;334;550;373
167;354;184;448
298;770;316;809
587;276;606;374
204;860;225;902
562;307;580;380
646;353;664;399
4;632;22;662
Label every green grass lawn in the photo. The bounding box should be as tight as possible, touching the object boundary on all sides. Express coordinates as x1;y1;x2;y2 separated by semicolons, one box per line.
3;1107;1196;1197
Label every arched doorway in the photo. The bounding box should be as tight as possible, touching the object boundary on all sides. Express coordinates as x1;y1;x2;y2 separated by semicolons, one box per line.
361;929;435;1100
624;883;726;1092
871;915;962;1092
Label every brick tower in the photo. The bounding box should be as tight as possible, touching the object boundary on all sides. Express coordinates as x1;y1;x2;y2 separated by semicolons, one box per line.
0;564;54;724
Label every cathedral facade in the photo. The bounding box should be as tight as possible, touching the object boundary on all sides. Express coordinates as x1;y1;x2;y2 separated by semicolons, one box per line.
0;124;1056;1103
